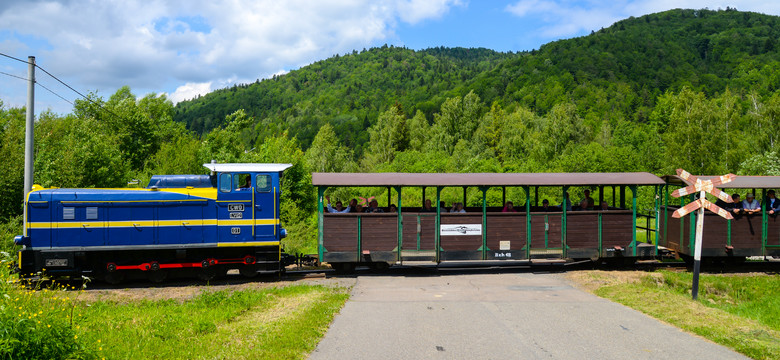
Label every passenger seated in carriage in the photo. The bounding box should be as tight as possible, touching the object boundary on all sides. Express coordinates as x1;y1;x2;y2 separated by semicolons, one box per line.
540;199;552;211
420;199;436;213
743;193;761;214
450;202;466;213
580;189;595;209
364;199;384;213
767;190;779;215
502;201;517;212
600;202;609;211
715;193;742;214
325;196;350;213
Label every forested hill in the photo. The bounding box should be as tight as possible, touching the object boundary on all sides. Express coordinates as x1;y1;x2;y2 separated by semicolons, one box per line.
174;8;780;151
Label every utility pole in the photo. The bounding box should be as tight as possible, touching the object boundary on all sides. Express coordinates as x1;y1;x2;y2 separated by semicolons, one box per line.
24;56;35;207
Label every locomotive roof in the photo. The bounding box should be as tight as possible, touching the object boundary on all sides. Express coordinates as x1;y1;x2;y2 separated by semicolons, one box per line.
663;175;780;189
312;172;665;187
203;163;292;173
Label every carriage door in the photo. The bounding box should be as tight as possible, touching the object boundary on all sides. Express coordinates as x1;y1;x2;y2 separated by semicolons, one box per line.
253;173;276;240
217;172;253;243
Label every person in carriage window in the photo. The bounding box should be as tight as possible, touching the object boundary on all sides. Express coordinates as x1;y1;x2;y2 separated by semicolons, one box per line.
541;199;552;212
420;199;436;213
743;193;761;214
364;199;384;213
325;196;350;213
766;190;779;215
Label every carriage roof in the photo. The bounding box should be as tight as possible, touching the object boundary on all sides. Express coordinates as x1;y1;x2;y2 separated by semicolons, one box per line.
663;175;780;189
312;172;665;187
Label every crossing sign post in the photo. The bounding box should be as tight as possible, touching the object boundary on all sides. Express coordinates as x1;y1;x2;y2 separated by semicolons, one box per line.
670;169;736;300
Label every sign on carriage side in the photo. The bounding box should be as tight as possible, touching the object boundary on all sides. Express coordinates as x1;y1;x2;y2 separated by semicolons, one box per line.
440;224;482;236
670;168;736;300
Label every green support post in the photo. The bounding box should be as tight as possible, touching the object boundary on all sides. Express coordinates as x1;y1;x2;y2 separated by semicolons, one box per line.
654;185;660;256
663;184;669;247
524;186;531;259
416;215;421;250
317;187;325;261
631;185;637;257
357;216;362;262
396;186;403;263
762;189;768;256
435;187;442;262
727;218;732;247
478;187;487;258
598;212;603;256
562;185;569;257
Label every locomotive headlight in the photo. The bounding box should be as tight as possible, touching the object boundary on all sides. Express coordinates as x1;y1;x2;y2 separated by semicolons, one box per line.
279;228;288;239
13;235;28;247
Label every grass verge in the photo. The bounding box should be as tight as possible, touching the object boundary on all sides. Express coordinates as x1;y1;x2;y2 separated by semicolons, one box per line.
568;270;780;360
1;274;350;360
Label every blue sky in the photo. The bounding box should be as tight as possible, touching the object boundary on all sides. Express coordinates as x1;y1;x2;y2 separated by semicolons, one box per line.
1;0;779;115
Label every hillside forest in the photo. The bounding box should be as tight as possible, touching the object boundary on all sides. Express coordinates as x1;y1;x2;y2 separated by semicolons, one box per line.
2;8;780;254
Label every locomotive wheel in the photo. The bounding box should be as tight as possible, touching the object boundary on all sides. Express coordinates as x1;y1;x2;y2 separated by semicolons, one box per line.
103;272;125;285
198;266;227;281
239;265;258;278
148;270;168;283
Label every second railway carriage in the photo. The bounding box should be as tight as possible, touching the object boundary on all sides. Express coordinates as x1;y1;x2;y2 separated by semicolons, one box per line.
15;163;291;282
659;174;780;263
313;172;665;271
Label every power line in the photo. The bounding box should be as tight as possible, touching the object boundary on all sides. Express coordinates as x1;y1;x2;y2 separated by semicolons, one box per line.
0;52;27;64
0;71;28;81
34;62;90;101
0;51;128;121
36;81;74;106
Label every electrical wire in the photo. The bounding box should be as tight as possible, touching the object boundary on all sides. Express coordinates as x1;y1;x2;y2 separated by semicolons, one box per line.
0;71;28;81
0;52;28;64
0;51;128;121
36;81;74;106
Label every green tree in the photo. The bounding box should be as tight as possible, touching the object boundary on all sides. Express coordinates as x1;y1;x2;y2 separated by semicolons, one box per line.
0;104;25;219
429;91;483;154
657;87;730;174
304;123;355;173
363;105;408;167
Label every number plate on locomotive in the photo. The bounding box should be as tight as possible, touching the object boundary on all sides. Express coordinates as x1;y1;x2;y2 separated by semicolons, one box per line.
229;212;243;219
228;204;244;212
45;258;68;267
231;227;241;234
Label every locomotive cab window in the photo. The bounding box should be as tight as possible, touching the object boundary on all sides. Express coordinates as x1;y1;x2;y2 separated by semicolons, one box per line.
219;173;232;193
234;173;252;191
256;175;272;192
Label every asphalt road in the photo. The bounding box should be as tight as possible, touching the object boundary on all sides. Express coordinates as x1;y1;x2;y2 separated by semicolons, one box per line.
309;272;747;359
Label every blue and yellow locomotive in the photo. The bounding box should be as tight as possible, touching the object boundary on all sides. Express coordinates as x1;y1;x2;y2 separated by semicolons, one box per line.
15;162;292;283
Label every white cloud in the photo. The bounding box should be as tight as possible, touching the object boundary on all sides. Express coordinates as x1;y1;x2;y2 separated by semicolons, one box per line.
505;0;780;38
168;82;213;104
0;0;462;111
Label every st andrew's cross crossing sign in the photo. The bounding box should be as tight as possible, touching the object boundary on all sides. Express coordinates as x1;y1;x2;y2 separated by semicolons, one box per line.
670;168;736;300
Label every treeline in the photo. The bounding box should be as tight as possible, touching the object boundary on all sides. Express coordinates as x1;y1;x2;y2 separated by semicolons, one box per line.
175;8;780;158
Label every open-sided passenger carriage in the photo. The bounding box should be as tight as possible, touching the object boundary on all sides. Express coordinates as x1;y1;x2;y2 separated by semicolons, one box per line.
313;172;666;271
659;175;780;264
